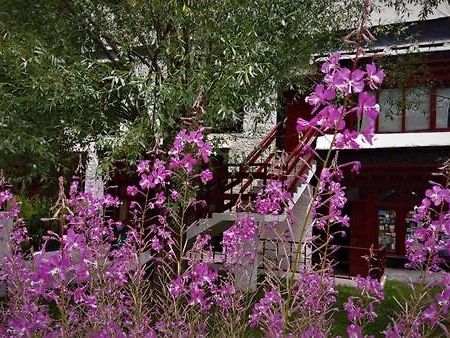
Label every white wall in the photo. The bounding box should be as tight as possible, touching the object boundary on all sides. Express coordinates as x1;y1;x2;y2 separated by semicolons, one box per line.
84;145;104;199
371;1;450;26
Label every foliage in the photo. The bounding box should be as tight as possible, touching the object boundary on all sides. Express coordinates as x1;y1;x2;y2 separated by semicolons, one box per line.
380;0;448;19
1;2;450;336
0;49;449;337
0;0;113;184
1;0;447;187
0;0;362;186
16;195;57;250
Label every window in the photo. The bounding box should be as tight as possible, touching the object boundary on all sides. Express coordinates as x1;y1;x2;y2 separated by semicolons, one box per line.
405;87;430;131
378;89;402;132
378;209;396;251
405;210;421;241
377;86;450;132
436;88;450;129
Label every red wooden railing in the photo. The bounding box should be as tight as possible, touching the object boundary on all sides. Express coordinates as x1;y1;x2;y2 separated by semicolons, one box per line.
205;122;317;213
242;122;283;165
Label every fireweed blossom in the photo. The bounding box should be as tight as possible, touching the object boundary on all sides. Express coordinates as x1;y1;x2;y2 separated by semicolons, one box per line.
0;128;219;336
249;289;283;336
223;216;258;267
0;183;137;337
366;62;385;90
344;276;384;336
384;164;450;337
255;180;291;215
304;52;383;147
249;270;335;336
2;43;449;337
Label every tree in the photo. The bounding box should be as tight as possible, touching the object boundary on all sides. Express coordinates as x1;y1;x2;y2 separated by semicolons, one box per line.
0;1;113;188
0;0;446;189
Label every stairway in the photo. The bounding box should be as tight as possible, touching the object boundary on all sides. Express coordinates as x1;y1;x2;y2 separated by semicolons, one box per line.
187;122;317;247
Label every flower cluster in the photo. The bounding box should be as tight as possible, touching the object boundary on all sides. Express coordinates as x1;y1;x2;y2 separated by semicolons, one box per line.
249;270;336;337
1;183;138;337
130;128;213;197
292;269;336;332
384;167;450;337
299;53;384;148
312;166;349;230
255;180;291;215
169;262;217;309
406;181;450;270
249;289;283;336
169;129;213;171
344;276;384;336
223;216;258;267
0;187;20;221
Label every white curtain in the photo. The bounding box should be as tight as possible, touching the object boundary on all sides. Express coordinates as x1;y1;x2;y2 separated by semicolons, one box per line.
379;88;402;132
436;88;450;129
405;87;430;131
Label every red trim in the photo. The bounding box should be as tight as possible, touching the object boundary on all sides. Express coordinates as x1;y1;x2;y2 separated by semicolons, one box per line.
243;122;281;165
430;86;437;130
375;91;380;133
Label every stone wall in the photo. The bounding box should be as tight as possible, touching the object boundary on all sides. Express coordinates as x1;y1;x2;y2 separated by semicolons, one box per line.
208;96;278;163
0;215;12;263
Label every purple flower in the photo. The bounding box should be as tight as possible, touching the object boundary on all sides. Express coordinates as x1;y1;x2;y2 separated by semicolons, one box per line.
169;277;185;298
255;180;290;215
366;63;384;90
344;298;365;322
422;303;439;325
170;190;179;200
104;194;120;207
347;324;363;338
169;128;213;164
300;326;325;338
151;237;163;252
437;288;450;313
10;226;29;245
223;216;258;266
200;169;213;184
351;161;362;174
126;185;138;196
139;174;155;190
355;275;384;301
250;289;283;336
296;118;310;132
356;91;379;121
73;286;97;309
171;154;198;173
0;189;13;205
198;142;212;163
188;286;207;308
321;52;341;74
426;185;450;206
333;68;365;95
212;283;235;309
63;228;86;253
154;192;166;206
137;160;150;174
306;84;336;109
191;262;217;284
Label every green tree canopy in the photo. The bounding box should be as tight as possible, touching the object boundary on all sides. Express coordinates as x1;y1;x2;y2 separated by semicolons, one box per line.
0;0;446;189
